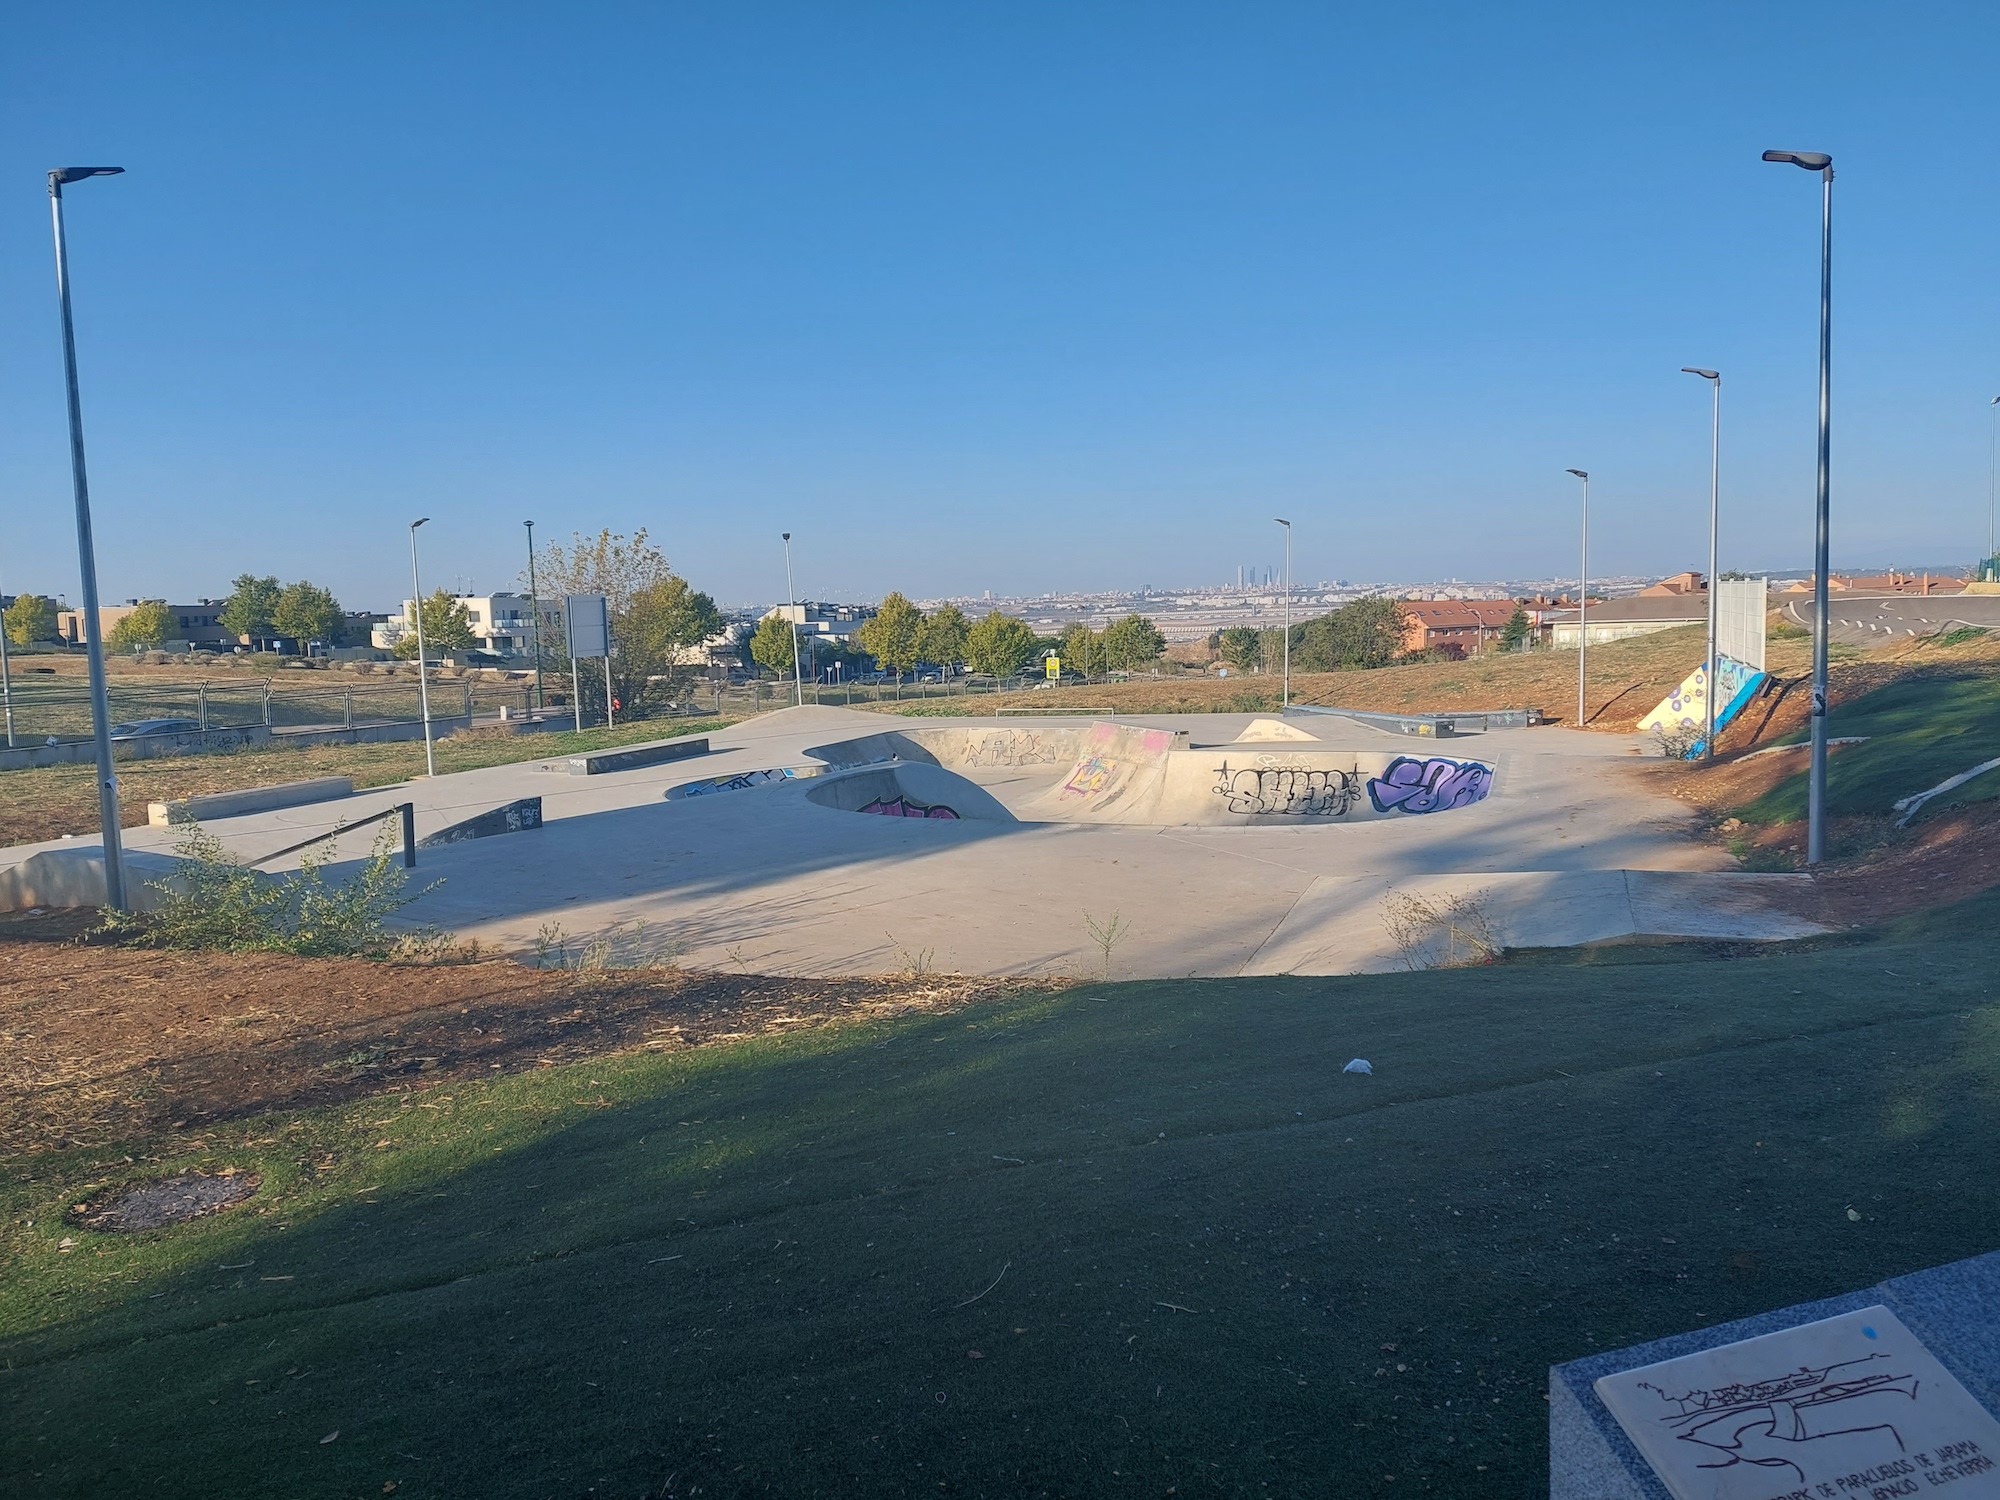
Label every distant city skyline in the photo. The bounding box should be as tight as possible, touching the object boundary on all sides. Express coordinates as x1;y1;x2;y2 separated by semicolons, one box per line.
4;4;1997;612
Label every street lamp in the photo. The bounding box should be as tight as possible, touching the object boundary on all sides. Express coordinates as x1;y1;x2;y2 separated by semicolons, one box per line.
1763;147;1834;865
781;532;804;708
48;165;128;909
1566;470;1589;728
1987;396;1998;569
1682;368;1722;759
408;518;435;777
1274;518;1292;708
524;520;544;711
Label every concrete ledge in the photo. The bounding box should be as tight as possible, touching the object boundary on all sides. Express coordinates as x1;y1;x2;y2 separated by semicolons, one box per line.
149;776;354;827
0;848;187;913
1286;704;1546;735
419;797;544;847
563;737;709;776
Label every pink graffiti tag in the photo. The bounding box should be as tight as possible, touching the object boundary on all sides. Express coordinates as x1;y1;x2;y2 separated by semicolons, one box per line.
1365;756;1491;815
858;797;961;820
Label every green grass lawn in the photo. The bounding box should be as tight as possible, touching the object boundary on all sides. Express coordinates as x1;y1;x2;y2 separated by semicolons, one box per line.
1739;672;2000;824
5;909;1998;1498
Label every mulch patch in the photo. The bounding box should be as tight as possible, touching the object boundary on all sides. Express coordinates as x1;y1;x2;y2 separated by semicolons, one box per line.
0;914;1063;1156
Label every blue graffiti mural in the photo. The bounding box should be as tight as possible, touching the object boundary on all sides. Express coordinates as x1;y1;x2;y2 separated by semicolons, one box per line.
1365;756;1492;815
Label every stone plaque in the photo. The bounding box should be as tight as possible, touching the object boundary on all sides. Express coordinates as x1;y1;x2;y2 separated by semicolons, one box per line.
1593;1306;2000;1500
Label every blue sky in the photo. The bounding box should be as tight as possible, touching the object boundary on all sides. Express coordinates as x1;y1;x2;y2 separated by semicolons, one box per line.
3;2;1997;612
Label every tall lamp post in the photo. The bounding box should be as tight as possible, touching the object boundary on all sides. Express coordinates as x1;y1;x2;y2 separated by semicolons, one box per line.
408;518;435;777
49;165;128;909
1763;148;1834;866
1987;396;1998;569
0;544;15;749
1274;518;1292;708
1682;368;1722;759
781;532;804;708
1566;469;1589;728
524;519;544;710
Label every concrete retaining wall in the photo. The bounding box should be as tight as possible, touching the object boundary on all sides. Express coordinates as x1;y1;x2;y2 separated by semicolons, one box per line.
564;737;709;776
0;848;186;913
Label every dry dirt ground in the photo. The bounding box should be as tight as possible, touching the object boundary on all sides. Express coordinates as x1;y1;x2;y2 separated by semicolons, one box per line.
0;912;1060;1158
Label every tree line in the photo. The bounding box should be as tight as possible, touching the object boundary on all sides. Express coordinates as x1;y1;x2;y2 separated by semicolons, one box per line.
2;574;350;652
746;594;1169;682
1211;598;1534;673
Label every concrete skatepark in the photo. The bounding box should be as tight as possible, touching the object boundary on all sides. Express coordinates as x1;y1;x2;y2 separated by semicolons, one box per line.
0;706;1824;975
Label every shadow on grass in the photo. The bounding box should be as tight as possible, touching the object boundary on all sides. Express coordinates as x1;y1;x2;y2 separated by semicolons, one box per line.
5;933;2000;1499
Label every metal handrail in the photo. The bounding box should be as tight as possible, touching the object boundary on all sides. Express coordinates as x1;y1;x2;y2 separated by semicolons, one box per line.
245;801;416;869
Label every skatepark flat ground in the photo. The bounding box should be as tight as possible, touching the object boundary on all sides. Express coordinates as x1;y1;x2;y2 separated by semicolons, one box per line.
0;706;1824;975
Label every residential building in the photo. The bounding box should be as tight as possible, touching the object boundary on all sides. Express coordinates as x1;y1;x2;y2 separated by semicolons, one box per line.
1545;592;1708;648
57;598;234;648
1776;571;1964;596
762;601;878;645
375;593;541;656
1396;599;1530;658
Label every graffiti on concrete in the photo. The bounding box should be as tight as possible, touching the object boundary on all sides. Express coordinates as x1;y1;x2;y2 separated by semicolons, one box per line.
1365;756;1492;815
968;731;1063;768
858;796;961;820
1211;762;1365;817
679;767;802;798
1059;755;1117;800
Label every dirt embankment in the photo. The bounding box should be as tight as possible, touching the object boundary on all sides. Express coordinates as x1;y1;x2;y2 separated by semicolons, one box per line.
0;915;1060;1157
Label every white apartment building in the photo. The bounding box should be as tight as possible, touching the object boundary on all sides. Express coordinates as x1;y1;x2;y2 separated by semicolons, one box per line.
374;592;551;656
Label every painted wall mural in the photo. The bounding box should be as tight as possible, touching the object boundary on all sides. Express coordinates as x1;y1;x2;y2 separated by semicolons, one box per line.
967;730;1065;768
1364;756;1493;815
857;796;961;820
676;767;809;798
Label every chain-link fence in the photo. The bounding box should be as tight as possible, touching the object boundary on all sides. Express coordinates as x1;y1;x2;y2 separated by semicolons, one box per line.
0;676;538;746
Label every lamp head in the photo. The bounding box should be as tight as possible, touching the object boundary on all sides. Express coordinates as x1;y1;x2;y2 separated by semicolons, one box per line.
1566;469;1588;481
1762;149;1832;172
782;531;791;542
49;166;125;188
1274;517;1290;528
411;517;429;531
1681;367;1720;381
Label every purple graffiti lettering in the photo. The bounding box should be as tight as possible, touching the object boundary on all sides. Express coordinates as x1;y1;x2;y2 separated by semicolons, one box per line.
858;796;960;820
1365;756;1491;815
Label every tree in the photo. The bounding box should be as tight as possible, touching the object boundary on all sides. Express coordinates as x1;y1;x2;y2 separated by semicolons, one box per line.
528;528;674;619
586;575;722;717
1291;597;1409;673
917;604;970;670
272;581;344;646
855;592;925;679
5;593;58;648
1217;626;1262;671
1500;605;1533;652
107;601;178;652
219;574;282;641
749;613;797;677
393;590;477;658
964;610;1040;677
1100;614;1166;672
1058;622;1100;677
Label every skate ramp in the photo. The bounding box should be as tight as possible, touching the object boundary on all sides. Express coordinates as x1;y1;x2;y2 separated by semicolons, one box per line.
806;762;1015;821
1232;718;1321;743
1022;722;1187;823
807;724;1084;773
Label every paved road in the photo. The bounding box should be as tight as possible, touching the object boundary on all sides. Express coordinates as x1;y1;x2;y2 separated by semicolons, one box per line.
1781;590;2000;646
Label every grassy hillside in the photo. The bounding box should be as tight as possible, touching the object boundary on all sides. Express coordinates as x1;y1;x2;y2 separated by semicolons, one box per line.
6;906;1997;1498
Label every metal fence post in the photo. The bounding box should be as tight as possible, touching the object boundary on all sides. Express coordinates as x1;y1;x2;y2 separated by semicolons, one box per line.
261;680;271;726
344;687;353;729
463;680;472;722
197;681;207;730
401;802;416;868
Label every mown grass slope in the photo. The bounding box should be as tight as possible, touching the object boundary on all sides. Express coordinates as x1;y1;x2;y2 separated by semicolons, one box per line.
6;903;1998;1498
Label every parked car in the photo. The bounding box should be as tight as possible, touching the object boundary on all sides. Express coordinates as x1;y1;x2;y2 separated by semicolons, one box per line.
108;717;201;740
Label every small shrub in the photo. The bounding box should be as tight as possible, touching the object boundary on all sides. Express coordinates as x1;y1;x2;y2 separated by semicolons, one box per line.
97;821;442;959
1654;723;1702;760
1380;889;1500;970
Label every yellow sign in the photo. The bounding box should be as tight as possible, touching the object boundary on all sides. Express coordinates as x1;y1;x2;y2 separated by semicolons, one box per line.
1046;656;1061;679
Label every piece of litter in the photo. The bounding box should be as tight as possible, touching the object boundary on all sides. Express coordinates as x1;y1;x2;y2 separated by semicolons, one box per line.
319;1430;340;1444
645;1255;682;1265
1342;1059;1373;1075
1846;1208;1862;1222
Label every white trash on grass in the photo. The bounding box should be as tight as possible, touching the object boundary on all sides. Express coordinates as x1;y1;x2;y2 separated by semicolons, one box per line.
1342;1058;1373;1075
